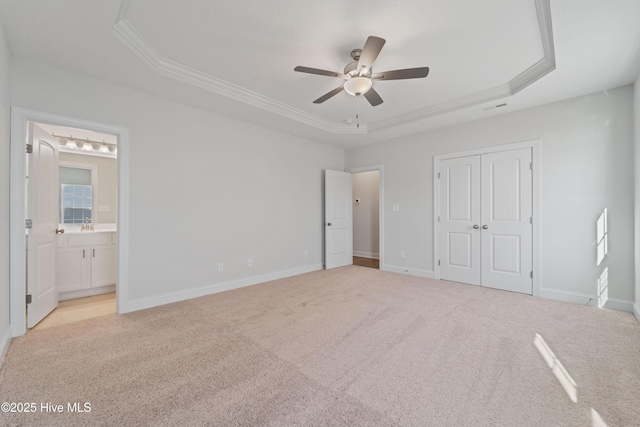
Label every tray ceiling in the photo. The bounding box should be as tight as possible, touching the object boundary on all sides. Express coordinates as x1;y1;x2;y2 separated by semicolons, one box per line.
1;0;639;147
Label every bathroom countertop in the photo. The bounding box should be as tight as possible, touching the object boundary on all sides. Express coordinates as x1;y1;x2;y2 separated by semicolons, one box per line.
59;226;117;234
61;229;117;234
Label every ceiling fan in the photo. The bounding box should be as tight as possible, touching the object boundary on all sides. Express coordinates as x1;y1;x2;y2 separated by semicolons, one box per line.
294;36;429;107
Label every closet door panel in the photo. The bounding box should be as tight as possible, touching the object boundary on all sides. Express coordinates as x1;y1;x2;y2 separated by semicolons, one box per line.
439;156;481;286
480;148;532;294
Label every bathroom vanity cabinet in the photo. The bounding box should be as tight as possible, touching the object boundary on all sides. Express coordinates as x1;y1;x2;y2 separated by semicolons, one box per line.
57;231;116;299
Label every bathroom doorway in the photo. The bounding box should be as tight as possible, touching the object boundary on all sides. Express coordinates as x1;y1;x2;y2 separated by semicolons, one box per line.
10;107;129;337
28;122;118;330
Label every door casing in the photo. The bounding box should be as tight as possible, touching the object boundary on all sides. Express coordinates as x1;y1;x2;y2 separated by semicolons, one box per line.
10;107;130;337
433;140;540;296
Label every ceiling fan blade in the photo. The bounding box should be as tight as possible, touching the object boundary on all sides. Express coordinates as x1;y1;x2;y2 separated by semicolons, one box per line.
357;36;385;76
372;67;430;81
294;66;344;78
364;87;383;106
313;85;345;104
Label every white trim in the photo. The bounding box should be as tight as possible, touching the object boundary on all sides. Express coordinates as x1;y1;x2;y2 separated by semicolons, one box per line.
381;264;435;279
112;17;366;135
126;264;323;312
0;327;11;366
58;285;116;301
113;0;554;135
433;140;541;297
634;304;640;323
353;251;379;259
602;298;635;313
539;287;634;313
10;107;130;337
539;287;598;306
349;165;384;268
58;160;99;226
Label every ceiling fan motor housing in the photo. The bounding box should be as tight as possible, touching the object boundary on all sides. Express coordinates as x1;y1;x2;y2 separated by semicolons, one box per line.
344;60;371;77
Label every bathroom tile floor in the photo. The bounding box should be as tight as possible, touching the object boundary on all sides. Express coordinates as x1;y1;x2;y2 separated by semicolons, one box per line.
31;292;116;331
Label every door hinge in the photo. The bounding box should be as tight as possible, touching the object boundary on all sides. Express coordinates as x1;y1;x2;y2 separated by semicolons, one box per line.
530;271;533;279
530;162;533;170
25;219;32;229
437;172;440;179
530;217;533;225
26;294;32;305
26;144;33;154
438;216;440;222
438;260;441;266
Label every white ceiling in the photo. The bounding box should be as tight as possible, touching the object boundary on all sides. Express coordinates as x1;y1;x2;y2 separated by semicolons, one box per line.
1;0;639;148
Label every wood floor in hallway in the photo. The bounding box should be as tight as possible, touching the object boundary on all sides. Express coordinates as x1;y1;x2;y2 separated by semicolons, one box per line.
353;256;379;269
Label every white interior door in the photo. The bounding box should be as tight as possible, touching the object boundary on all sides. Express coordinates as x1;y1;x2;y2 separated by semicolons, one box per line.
439;156;481;285
438;148;533;295
481;148;533;294
27;123;59;327
325;170;352;269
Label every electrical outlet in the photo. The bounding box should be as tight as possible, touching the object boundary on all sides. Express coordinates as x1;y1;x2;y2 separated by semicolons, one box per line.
304;250;308;258
218;263;224;272
248;258;253;267
400;251;405;258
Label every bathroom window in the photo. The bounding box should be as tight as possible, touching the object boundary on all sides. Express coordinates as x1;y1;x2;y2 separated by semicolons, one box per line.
59;163;97;224
61;184;92;224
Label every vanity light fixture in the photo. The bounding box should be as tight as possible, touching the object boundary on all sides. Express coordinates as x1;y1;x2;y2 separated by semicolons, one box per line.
54;132;117;156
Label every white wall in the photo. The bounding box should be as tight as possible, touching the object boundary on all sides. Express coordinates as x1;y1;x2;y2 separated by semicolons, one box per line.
11;58;344;309
0;19;11;359
59;152;118;224
346;87;635;309
352;171;379;259
634;74;640;321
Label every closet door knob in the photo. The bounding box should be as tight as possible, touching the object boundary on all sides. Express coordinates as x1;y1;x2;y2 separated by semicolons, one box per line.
473;224;479;229
482;225;488;229
327;223;332;227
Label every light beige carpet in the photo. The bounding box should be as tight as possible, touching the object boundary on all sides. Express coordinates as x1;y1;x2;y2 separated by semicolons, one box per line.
1;266;639;426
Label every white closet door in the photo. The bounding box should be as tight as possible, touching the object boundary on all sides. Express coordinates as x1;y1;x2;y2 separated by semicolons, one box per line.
480;148;533;294
439;156;481;285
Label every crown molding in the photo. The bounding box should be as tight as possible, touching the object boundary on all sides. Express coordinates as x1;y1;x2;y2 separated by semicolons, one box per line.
113;0;554;135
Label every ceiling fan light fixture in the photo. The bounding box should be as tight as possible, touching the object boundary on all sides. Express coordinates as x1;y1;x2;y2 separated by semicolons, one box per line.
344;76;372;96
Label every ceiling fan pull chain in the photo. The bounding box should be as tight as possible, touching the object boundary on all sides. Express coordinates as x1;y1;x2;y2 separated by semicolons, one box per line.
356;95;360;128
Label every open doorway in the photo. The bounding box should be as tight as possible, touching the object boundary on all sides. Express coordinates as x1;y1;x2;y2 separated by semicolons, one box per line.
33;122;118;330
10;107;129;338
352;169;381;270
26;121;118;330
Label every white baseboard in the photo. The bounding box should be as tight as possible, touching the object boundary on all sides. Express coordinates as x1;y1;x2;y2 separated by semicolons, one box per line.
633;303;640;323
0;326;11;368
353;251;379;259
539;287;634;313
539;287;597;306
381;264;434;279
126;264;323;312
602;298;635;313
59;285;116;301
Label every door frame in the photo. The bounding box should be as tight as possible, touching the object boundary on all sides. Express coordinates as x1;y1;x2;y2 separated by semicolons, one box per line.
349;165;384;269
10;107;130;337
433;140;540;296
